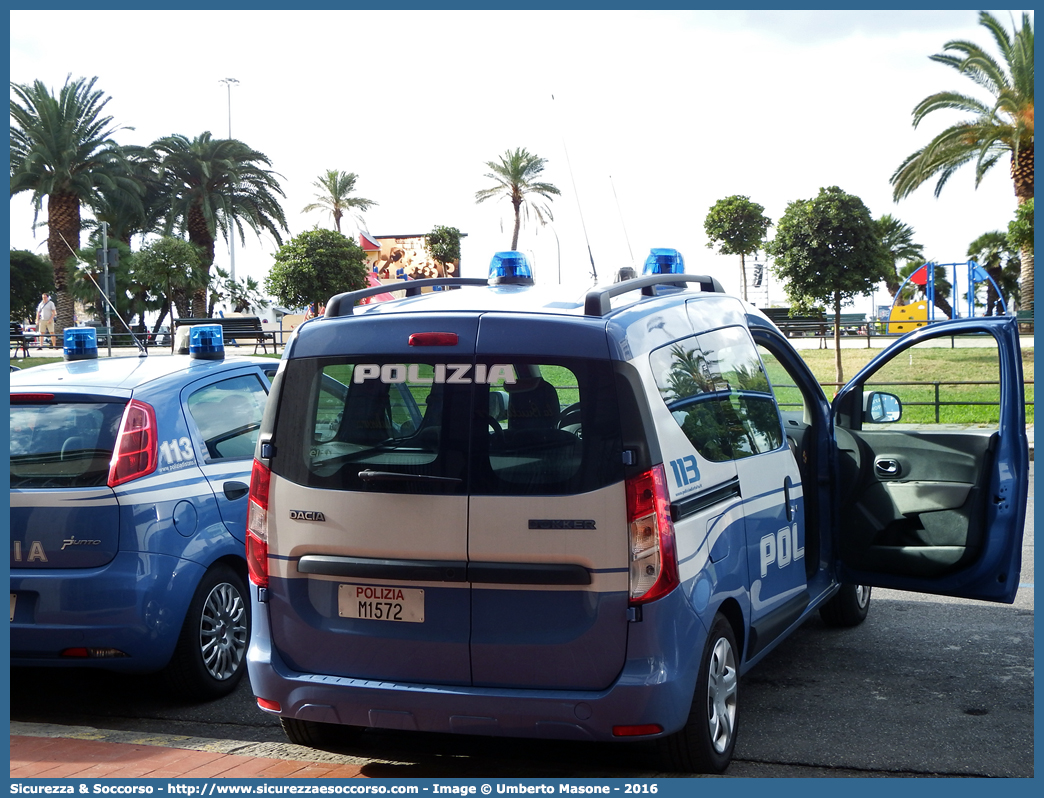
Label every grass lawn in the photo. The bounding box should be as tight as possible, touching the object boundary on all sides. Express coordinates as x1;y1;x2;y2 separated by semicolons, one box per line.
794;344;1033;424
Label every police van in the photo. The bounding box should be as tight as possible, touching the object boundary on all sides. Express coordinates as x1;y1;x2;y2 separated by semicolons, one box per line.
246;251;1027;772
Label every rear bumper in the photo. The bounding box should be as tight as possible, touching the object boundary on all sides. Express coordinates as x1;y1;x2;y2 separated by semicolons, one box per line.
9;552;205;673
247;588;707;742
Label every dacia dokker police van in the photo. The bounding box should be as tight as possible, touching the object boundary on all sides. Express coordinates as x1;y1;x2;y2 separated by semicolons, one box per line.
246;251;1028;772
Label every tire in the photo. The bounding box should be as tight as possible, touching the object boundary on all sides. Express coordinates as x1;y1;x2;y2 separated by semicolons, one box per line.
659;613;740;773
164;563;250;700
281;717;360;749
819;583;871;628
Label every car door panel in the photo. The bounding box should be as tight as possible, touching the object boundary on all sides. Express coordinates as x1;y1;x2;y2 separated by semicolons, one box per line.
840;430;995;576
832;318;1027;602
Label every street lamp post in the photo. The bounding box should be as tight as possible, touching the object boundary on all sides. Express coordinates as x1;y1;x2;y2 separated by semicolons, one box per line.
219;78;239;282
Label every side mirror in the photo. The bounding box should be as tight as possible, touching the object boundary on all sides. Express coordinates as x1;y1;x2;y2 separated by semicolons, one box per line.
864;391;902;424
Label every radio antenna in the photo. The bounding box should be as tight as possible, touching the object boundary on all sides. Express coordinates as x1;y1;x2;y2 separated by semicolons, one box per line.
552;94;598;283
609;174;636;268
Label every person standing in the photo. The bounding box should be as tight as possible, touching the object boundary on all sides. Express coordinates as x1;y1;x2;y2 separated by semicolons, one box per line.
35;292;57;349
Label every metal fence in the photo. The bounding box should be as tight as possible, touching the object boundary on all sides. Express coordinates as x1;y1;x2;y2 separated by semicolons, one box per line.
792;379;1034;423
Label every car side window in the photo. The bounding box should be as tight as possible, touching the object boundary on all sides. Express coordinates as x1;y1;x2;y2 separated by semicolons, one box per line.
187;374;268;460
651;326;783;462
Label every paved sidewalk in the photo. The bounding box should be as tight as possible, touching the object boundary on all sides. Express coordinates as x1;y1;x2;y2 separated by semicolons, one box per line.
10;722;379;779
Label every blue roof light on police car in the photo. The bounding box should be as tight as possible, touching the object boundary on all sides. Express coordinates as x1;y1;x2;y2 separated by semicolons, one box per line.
63;327;98;361
643;248;686;275
487;251;535;286
188;324;225;360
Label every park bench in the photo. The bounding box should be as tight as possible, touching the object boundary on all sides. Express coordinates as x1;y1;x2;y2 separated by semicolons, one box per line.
760;307;828;342
1016;309;1034;332
174;316;275;354
830;312;870;336
10;322;30;357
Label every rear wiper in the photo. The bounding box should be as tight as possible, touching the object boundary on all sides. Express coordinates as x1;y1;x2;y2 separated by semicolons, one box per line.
358;470;462;485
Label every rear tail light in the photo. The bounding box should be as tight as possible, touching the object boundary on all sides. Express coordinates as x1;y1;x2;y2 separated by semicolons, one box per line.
626;464;679;605
107;400;158;487
247;458;271;588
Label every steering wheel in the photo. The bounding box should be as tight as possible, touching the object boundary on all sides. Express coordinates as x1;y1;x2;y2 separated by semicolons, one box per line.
558;402;582;429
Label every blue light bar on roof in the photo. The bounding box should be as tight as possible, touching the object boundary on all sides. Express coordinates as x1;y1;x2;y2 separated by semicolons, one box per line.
488;251;535;286
188;325;224;360
643;248;686;275
63;327;98;361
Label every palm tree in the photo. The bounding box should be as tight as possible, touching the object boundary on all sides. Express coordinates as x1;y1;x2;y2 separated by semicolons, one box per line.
10;75;140;332
890;11;1034;311
302;169;377;234
967;231;1020;316
475;147;561;250
209;267;267;316
84;147;169;247
147;132;288;316
876;214;925;298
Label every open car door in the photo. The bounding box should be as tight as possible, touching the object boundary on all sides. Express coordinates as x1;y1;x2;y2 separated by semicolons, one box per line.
830;317;1028;603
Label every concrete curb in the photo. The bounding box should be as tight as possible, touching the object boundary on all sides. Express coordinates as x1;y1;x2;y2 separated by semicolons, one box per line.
10;721;386;767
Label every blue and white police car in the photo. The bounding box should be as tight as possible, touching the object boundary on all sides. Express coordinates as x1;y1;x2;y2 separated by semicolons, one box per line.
10;326;276;698
246;251;1027;772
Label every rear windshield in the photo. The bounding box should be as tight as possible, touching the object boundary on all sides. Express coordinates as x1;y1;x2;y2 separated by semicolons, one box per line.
10;401;125;488
270;357;624;496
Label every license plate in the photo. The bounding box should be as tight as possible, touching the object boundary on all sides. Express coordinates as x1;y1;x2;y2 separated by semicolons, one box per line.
338;584;424;623
10;594;15;622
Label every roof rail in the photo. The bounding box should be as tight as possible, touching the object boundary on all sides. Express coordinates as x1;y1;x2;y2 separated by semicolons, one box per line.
326;278;488;318
583;273;724;317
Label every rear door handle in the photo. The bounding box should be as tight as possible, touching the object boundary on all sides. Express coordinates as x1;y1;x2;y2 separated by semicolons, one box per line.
875;459;900;478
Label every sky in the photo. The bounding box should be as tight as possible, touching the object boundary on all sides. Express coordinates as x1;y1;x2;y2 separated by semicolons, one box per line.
7;8;1033;317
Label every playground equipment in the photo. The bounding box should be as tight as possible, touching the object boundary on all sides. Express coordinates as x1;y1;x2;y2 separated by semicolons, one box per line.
887;261;1006;333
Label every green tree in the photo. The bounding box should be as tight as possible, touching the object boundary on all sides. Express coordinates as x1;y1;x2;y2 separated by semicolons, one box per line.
875;214;925;298
10;249;53;323
133;236;207;340
704;195;772;301
767;187;890;383
10;75;140;332
1008;197;1033;257
425;225;463;275
890;11;1034;312
147;132;288;316
967;231;1020;316
302;169;377;234
475;147;561;250
265;228;368;312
